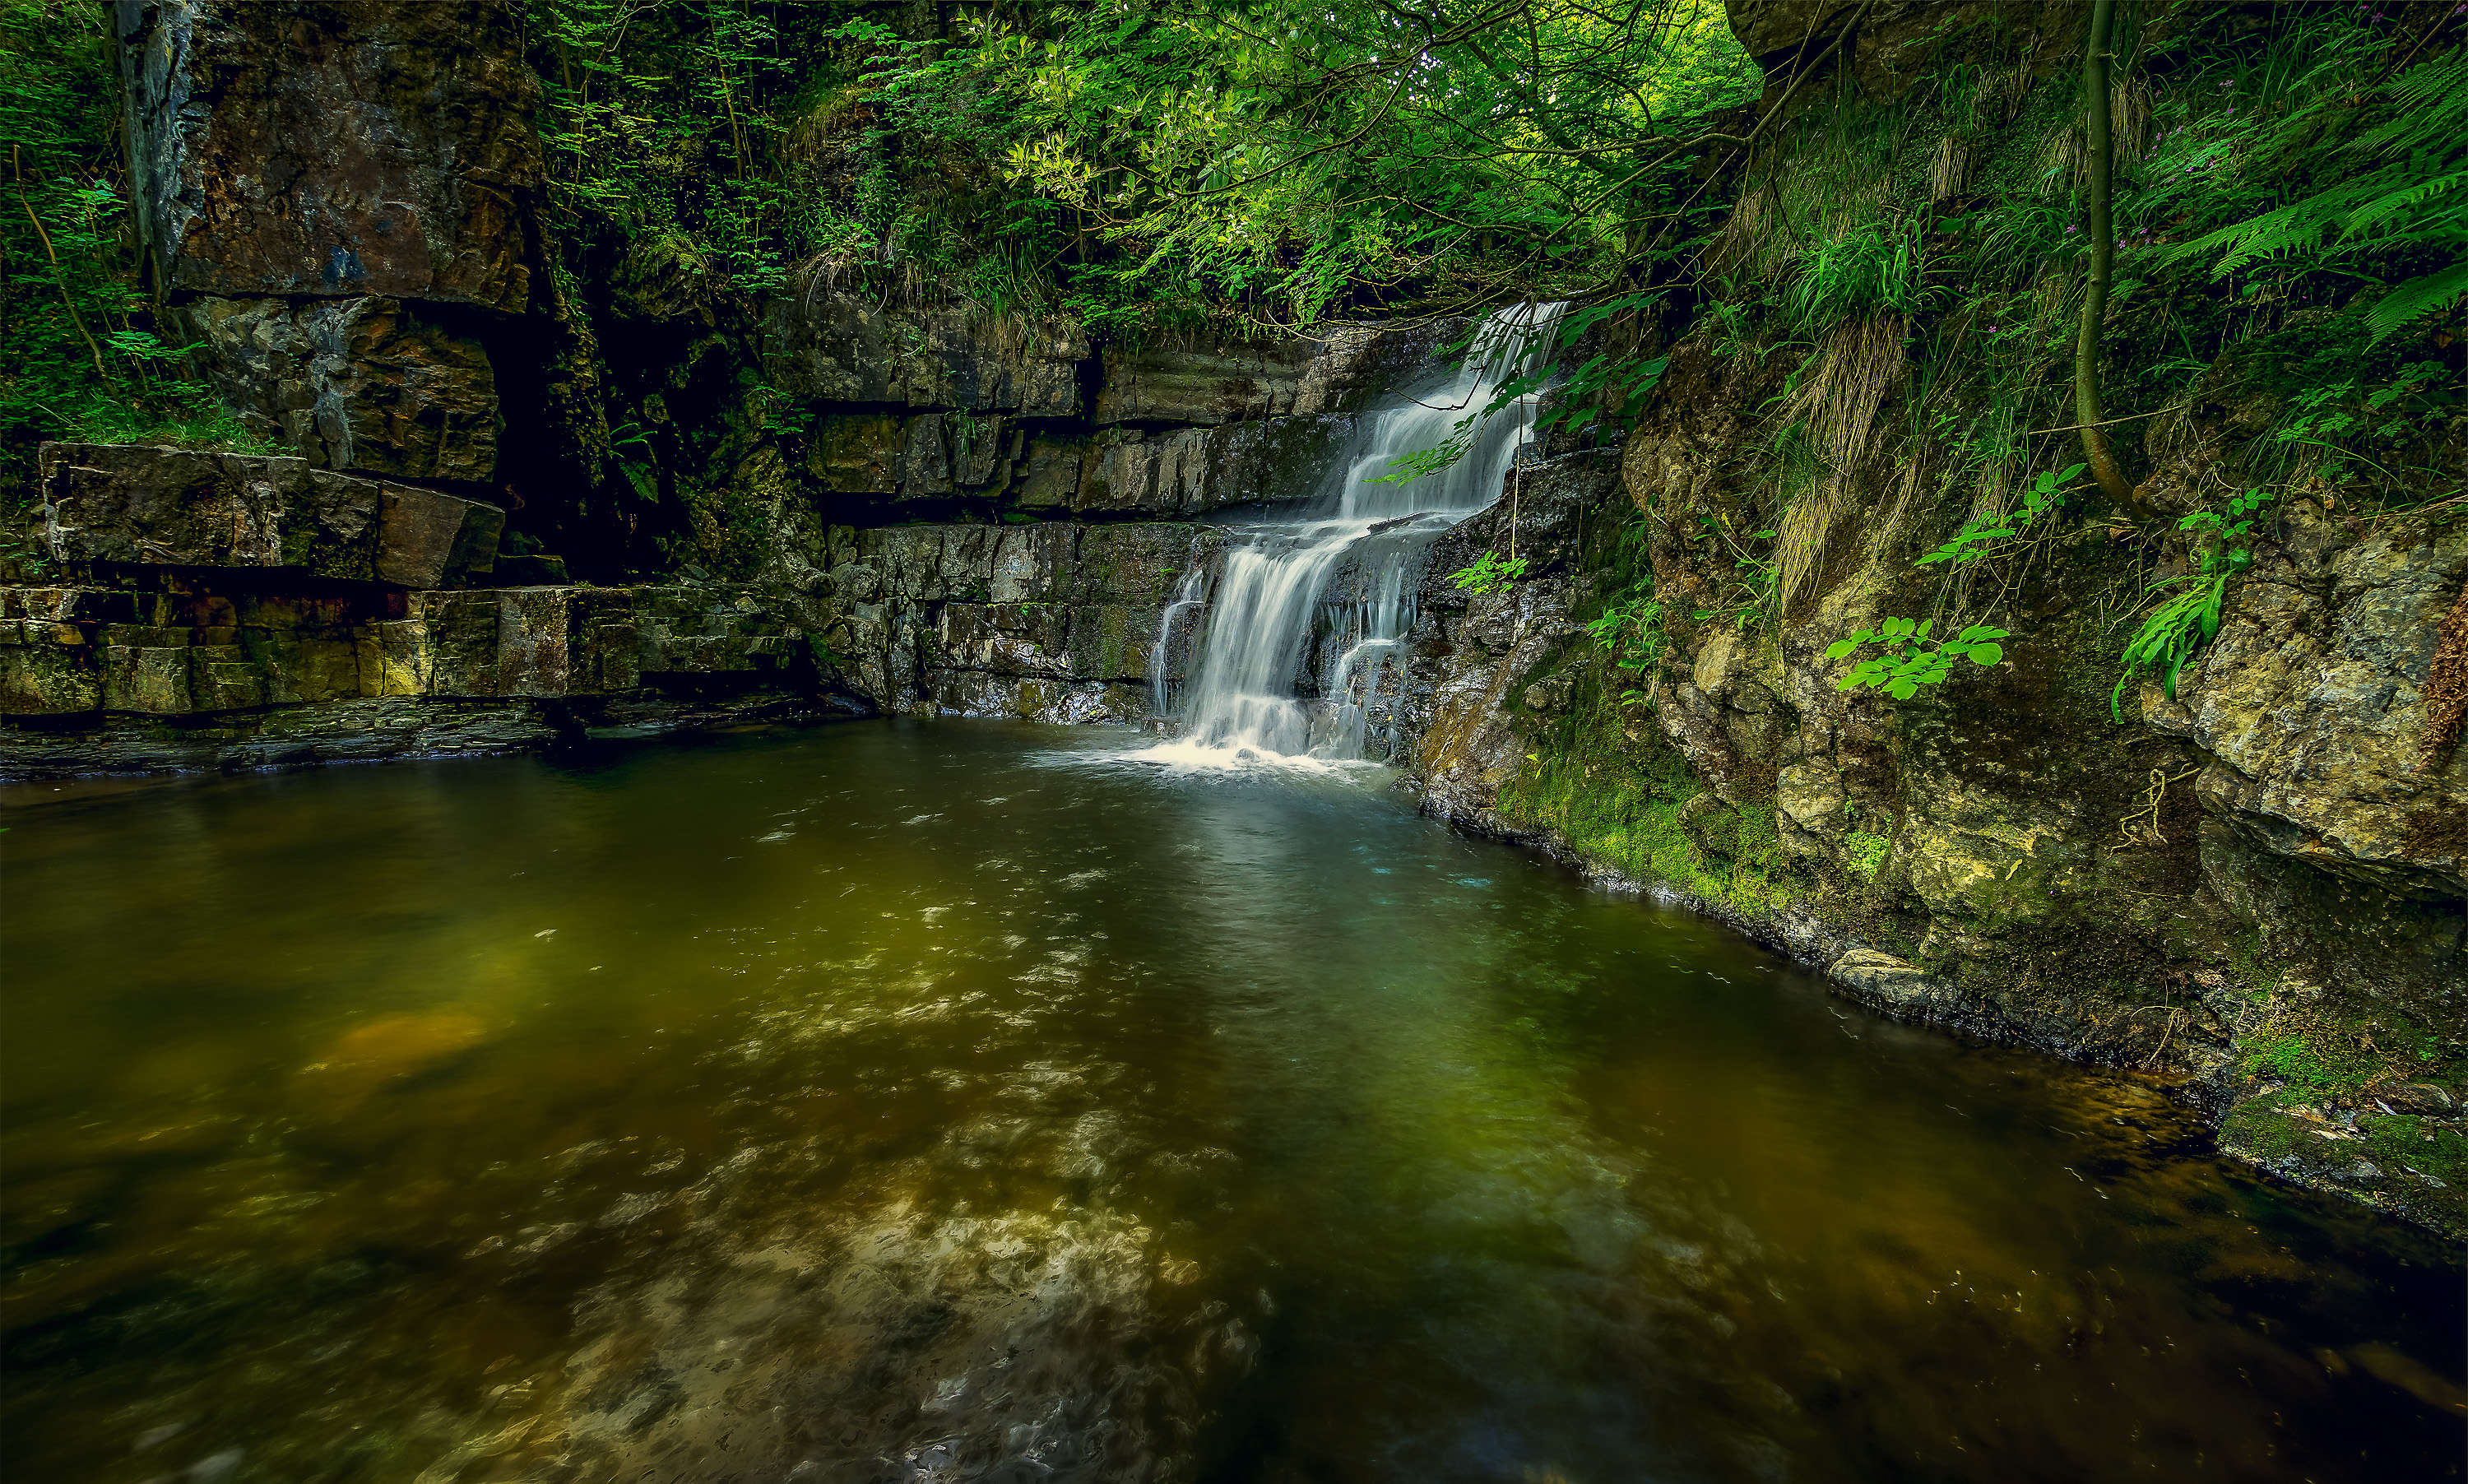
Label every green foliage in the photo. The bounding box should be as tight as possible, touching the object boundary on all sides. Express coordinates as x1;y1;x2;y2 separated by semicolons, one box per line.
2175;481;2275;550
529;0;805;290
1788;221;1923;327
1825;618;2010;701
1584;594;1666;682
607;420;662;503
1841;828;1891;882
2112;485;2275;720
2147;45;2468;345
1445;550;1529;596
0;0;268;500
1915;462;2085;568
526;1;1762;332
2111;573;2228;717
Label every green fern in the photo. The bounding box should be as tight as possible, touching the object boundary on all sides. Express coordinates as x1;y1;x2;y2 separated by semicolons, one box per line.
2113;572;2229;721
2150;45;2466;350
2361;260;2468;345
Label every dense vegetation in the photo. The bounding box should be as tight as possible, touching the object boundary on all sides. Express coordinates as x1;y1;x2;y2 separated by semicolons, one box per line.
525;0;1760;332
0;0;270;522
2;0;2460;570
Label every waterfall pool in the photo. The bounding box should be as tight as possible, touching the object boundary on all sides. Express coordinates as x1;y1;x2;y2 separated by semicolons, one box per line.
2;721;2460;1483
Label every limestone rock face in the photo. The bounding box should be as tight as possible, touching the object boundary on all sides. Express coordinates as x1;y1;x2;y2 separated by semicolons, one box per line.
117;0;542;310
39;444;503;587
763;294;1088;415
170;297;501;481
1093;324;1402;425
760;303;1427;512
2155;504;2468;901
813;522;1204;723
1403;455;1612;817
1070;417;1355;517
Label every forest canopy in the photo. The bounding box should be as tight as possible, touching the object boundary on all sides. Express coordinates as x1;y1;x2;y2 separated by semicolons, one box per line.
528;0;1764;331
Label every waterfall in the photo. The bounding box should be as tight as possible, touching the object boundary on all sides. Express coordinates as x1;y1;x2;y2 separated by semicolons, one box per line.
1148;301;1567;765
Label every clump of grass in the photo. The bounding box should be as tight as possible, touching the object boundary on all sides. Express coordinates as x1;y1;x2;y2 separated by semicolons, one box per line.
1788;222;1923;327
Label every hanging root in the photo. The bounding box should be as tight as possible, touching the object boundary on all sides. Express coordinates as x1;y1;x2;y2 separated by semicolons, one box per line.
2111;763;2201;852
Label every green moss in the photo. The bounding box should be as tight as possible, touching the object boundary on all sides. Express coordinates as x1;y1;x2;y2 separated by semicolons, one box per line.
2361;1115;2468;1186
2238;1000;2456;1100
2220;1097;2327;1164
1491;659;1799;918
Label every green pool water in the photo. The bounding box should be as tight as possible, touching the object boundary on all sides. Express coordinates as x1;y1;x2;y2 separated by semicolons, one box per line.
2;721;2459;1483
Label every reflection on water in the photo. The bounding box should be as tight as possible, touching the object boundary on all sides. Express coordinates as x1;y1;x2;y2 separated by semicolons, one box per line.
1;721;2459;1484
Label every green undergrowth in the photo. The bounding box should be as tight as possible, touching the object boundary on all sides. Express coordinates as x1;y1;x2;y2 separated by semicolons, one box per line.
1840;829;1890;883
1631;2;2464;710
0;0;282;508
2237;998;2458;1102
1492;658;1799;920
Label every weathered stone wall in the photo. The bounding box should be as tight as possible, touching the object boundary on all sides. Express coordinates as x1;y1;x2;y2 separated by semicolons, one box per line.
39;443;503;586
120;0;542;308
0;508;1212;775
117;0;541;494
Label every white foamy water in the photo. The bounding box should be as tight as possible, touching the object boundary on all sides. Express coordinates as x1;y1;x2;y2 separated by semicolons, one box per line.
1148;303;1567;768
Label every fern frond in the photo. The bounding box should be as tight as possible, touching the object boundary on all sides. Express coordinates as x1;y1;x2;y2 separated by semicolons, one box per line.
2362;260;2468;344
2338;171;2468;241
2372;51;2468;140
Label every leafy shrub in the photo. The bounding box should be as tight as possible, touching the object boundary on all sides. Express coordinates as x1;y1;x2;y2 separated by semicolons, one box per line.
1447;550;1530;596
1842;829;1891;882
1826;618;2010;700
1916;462;2086;568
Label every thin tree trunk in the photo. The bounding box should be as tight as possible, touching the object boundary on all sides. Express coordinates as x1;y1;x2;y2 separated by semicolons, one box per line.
2076;0;2133;504
14;146;112;388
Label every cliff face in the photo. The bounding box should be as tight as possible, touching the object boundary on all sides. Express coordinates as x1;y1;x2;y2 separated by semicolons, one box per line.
2;1;1424;770
1385;2;2466;1235
2;1;2460;1233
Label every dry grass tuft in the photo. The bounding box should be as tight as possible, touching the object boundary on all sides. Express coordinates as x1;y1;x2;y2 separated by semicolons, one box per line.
1773;313;1908;614
1928;136;1973;202
1793;313;1907;471
2421;584;2468;772
1710;177;1778;278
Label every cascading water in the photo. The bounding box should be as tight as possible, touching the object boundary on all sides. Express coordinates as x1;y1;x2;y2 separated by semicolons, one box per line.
1150;302;1567;764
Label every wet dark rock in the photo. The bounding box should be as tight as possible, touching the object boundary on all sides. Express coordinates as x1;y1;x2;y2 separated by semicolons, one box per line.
117;0;543;310
763;292;1087;415
39;443;503;587
1094;323;1401;424
170;297;501;482
2367;1080;2457;1117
